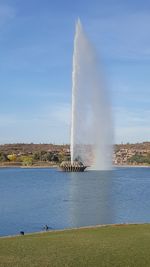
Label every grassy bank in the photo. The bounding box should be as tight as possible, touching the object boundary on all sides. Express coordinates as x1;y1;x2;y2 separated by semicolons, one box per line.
0;224;150;266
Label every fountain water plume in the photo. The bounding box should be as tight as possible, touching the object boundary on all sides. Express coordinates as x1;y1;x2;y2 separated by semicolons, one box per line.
70;19;113;170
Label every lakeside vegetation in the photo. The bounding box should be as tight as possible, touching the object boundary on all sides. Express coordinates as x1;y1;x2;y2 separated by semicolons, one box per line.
0;142;150;167
0;144;70;167
127;153;150;165
0;224;150;266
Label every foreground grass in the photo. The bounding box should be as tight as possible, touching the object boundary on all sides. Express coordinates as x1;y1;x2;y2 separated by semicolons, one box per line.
0;224;150;267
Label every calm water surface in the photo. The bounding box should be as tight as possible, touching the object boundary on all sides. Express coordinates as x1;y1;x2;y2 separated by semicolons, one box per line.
0;167;150;236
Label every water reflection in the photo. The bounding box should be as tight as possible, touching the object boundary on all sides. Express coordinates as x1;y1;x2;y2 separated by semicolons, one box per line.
69;171;114;227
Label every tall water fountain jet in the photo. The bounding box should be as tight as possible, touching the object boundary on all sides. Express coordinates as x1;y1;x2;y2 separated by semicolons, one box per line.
70;19;113;170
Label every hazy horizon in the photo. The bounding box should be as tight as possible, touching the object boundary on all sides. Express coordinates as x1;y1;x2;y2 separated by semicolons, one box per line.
0;140;149;146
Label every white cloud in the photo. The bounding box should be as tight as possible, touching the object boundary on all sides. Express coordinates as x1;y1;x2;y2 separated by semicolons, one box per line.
36;103;71;127
0;104;149;144
114;107;150;124
0;103;71;144
114;107;150;143
115;126;150;144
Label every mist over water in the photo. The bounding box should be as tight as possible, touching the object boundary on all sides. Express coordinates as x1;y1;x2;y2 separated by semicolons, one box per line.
71;20;113;170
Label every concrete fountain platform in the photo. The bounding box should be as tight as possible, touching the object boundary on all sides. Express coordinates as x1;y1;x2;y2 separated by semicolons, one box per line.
60;161;87;172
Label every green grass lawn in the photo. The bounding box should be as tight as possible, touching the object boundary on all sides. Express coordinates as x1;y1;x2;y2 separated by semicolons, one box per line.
0;224;150;267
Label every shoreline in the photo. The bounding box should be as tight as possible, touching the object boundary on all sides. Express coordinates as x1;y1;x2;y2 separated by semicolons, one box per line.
0;165;58;169
0;222;149;239
114;164;150;168
0;164;150;169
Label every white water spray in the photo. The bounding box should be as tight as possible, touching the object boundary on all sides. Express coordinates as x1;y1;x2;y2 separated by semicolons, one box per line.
70;19;113;170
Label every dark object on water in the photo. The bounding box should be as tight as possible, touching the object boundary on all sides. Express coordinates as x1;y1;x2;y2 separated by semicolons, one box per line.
60;161;87;172
20;231;24;235
43;225;53;231
43;225;49;231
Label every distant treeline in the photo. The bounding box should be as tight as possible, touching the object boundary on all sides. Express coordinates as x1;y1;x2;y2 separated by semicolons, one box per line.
0;144;70;166
128;154;150;165
0;142;150;166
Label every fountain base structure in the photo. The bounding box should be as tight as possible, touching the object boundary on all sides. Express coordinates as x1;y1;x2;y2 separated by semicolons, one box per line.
60;161;87;172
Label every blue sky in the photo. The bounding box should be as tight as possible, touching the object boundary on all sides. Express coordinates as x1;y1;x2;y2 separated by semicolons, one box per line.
0;0;150;144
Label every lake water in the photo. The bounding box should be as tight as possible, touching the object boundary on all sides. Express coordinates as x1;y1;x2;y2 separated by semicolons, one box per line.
0;167;150;236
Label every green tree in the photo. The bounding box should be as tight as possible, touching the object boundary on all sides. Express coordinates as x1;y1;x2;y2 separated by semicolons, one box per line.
21;156;33;166
51;154;59;163
33;152;41;161
0;152;8;162
128;153;150;165
7;154;17;161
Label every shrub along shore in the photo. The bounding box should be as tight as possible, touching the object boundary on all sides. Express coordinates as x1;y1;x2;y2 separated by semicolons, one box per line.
0;224;150;267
